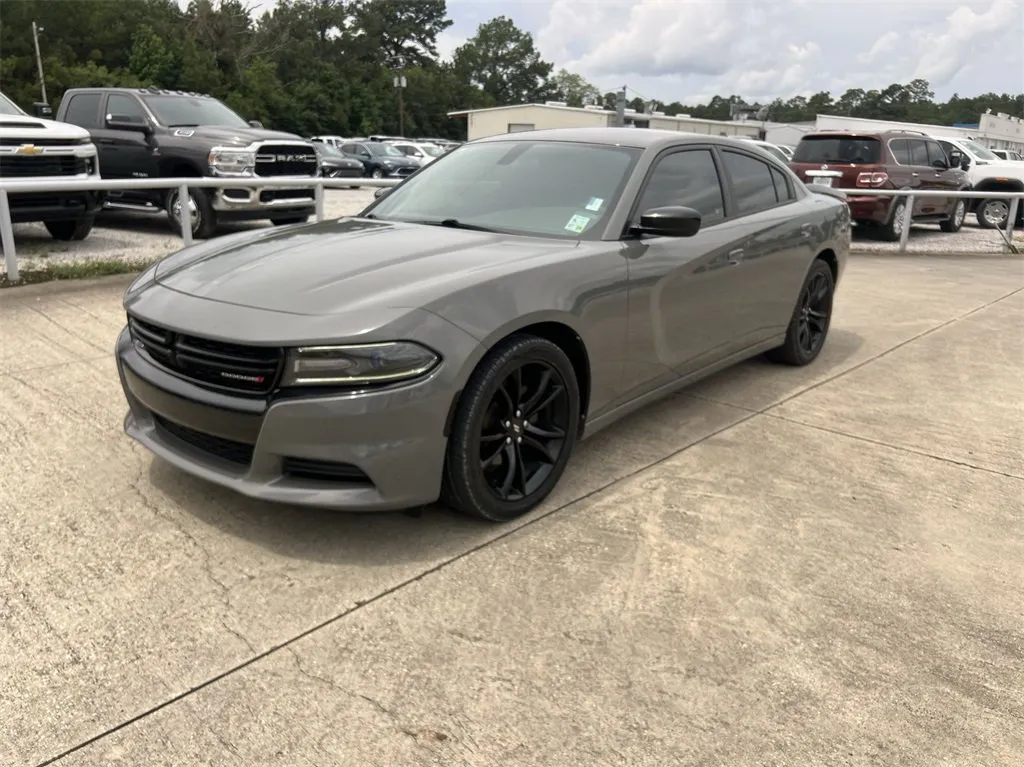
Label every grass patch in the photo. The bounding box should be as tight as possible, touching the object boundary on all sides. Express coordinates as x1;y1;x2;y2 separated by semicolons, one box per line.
1;257;156;288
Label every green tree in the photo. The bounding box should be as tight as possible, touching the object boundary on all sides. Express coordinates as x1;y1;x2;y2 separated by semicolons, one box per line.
549;69;601;107
452;16;553;105
128;24;175;85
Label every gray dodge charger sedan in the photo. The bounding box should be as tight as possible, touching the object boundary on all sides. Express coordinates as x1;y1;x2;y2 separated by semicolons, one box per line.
116;127;850;522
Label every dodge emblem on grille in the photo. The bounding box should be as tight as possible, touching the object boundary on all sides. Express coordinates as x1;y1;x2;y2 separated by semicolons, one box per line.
220;371;265;384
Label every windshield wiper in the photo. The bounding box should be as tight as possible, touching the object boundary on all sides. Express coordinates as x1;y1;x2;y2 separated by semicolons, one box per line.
423;218;499;233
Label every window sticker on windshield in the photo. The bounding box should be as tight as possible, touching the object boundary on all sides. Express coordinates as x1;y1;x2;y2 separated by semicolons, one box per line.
585;197;603;212
564;214;591;234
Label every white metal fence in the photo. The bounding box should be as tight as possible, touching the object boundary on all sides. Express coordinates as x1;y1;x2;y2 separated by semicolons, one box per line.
0;176;399;282
0;178;1021;283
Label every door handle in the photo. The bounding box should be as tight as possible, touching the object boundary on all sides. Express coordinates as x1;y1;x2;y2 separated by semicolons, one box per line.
910;172;919;177
727;248;744;265
800;223;815;239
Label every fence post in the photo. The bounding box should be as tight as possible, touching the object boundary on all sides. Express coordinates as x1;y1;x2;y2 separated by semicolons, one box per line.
315;183;325;222
178;183;193;248
0;189;18;282
898;194;914;252
1006;197;1020;240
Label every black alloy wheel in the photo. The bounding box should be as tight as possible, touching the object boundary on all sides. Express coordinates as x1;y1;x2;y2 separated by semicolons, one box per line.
767;258;834;366
444;335;580;522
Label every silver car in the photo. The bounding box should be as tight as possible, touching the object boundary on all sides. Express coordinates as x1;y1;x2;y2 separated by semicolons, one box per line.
116;127;850;522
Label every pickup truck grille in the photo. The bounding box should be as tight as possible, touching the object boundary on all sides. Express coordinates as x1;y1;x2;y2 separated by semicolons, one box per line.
0;155;88;177
254;144;318;178
128;316;283;396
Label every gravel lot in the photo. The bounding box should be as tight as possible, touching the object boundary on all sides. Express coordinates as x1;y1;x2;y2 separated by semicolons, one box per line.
3;189;1021;276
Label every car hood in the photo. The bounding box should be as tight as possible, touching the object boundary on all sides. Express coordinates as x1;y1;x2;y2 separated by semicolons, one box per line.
182;125;311;147
370;154;420;167
0;113;91;141
320;156;363;168
153;217;580;316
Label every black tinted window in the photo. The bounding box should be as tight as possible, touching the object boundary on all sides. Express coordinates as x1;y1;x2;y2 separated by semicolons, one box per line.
890;139;910;165
636;149;725;225
769;166;794;201
63;93;101;128
107;94;146;120
925;141;948;168
793;136;881;164
908;140;929;165
722;150;778;215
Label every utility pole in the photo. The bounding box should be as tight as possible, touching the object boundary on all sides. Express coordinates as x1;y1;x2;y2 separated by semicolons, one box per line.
614;86;627;127
393;57;407;137
32;21;47;104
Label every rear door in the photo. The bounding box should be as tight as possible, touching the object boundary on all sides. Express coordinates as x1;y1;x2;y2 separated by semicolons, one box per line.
924;138;958;214
906;138;942;216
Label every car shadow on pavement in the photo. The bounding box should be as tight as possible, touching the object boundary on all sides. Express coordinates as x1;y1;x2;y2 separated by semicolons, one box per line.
146;328;865;566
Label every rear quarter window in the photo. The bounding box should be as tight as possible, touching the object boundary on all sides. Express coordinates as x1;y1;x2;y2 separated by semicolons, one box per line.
793;137;881;164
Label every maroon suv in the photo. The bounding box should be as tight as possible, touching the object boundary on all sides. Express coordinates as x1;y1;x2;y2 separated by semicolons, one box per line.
789;130;971;241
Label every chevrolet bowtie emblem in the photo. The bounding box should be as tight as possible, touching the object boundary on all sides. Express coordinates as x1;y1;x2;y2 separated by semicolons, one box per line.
15;144;44;156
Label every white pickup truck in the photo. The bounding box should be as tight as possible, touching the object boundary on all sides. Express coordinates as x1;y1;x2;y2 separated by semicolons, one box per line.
932;135;1024;229
0;91;104;241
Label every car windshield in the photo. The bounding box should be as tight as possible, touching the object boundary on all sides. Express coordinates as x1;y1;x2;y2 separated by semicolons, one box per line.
755;143;789;163
142;95;249;128
420;144;444;157
365;140;642;240
368;143;405;157
0;92;26;116
317;144;342;157
793;136;882;164
960;139;999;161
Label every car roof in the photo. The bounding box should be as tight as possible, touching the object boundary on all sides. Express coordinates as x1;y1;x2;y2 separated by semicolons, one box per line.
476;126;765;151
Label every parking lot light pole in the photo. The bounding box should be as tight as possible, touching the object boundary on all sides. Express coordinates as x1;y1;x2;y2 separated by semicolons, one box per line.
32;21;47;104
393;57;407;138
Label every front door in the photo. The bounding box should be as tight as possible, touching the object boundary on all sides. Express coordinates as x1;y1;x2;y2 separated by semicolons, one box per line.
619;146;748;399
95;93;158;181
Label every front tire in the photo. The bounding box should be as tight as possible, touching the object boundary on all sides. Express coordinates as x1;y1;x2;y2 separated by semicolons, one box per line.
766;259;835;367
443;335;580;522
44;217;94;241
166;185;217;240
370;167;384;179
976;198;1010;229
940;198;966;233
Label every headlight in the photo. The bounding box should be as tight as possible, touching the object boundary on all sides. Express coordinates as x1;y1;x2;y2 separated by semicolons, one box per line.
281;342;439;386
209;147;256;176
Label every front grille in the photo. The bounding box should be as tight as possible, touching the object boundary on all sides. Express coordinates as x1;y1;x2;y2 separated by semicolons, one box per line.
254;144;318;178
154;414;255;466
128;316;283;396
0;137;84;147
259;188;314;203
394;166;416;177
282;457;372;484
0;155;87;178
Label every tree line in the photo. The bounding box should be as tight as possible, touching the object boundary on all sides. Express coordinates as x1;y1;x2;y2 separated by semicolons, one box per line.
1;0;1021;140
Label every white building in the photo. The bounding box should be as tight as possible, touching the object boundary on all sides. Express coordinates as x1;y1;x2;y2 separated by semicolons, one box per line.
447;102;763;142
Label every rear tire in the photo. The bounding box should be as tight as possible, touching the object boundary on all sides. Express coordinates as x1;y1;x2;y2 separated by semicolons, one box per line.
166;185;217;240
879;199;907;242
44;217;94;241
766;259;834;367
442;335;580;522
940;198;966;233
976;198;1009;229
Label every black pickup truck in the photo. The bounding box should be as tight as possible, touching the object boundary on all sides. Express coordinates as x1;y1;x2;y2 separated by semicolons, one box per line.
55;86;319;238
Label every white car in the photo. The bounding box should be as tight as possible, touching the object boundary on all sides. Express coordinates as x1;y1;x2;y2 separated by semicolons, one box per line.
387;140;445;165
310;134;347;149
738;137;791;164
992;149;1023;162
932;135;1024;228
0;91;103;241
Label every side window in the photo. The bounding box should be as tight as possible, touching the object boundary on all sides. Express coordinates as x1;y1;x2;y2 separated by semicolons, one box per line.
908;139;930;166
635;149;725;226
890;139;910;165
62;93;102;129
721;150;778;216
341;143;357;154
106;94;146;121
925;141;948;168
769;166;794;202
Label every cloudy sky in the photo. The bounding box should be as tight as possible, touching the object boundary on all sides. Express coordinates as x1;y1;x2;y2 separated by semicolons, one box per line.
235;0;1023;105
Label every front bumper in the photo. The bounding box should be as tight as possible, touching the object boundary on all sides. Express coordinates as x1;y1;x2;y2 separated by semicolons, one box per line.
8;188;105;223
211;177;316;215
115;325;460;511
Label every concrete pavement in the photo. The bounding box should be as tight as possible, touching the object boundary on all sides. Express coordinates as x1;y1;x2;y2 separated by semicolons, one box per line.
1;254;1022;766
